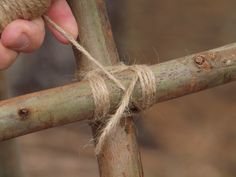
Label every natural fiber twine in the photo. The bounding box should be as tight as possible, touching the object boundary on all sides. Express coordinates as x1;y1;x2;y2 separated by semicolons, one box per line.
85;65;157;153
0;0;51;32
0;2;157;154
43;17;157;153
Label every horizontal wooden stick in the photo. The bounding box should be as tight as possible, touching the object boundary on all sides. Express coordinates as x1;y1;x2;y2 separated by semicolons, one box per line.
0;43;236;141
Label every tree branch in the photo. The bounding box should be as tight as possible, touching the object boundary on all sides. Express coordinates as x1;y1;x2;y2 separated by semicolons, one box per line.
0;43;235;141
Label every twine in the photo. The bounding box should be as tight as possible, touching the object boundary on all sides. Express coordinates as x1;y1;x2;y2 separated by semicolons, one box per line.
0;0;51;32
44;16;157;153
90;65;156;153
0;1;157;153
85;70;110;119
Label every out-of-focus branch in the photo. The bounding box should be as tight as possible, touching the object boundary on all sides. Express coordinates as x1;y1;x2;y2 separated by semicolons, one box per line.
0;73;23;177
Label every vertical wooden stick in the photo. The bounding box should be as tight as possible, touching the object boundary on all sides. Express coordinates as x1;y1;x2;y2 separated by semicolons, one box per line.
68;0;144;176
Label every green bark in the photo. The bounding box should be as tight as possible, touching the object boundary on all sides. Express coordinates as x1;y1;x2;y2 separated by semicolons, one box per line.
0;43;235;142
69;0;143;176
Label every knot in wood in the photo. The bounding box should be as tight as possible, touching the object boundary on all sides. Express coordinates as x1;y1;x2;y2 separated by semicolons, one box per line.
194;55;206;65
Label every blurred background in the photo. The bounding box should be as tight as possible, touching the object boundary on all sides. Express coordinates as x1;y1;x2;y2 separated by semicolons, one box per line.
1;0;236;176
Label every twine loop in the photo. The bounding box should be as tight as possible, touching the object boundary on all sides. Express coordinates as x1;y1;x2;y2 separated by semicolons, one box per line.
85;70;111;120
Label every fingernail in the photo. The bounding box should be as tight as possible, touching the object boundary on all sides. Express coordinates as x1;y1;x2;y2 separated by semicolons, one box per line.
10;33;30;50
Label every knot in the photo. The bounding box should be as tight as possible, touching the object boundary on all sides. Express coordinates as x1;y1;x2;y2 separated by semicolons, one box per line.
85;65;156;154
44;16;157;154
0;0;51;32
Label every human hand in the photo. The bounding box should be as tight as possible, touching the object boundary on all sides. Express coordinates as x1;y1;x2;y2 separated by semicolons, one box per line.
0;0;78;70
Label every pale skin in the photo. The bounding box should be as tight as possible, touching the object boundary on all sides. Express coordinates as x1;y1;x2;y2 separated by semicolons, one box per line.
0;0;78;70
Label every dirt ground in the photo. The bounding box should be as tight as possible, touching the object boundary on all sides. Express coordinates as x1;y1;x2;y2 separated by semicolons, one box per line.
2;0;236;177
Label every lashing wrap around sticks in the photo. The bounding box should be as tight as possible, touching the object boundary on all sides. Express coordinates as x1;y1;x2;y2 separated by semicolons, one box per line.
84;64;156;153
0;0;157;153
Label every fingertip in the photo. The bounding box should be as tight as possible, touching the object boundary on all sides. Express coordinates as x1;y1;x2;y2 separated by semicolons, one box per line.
46;0;78;44
1;18;45;52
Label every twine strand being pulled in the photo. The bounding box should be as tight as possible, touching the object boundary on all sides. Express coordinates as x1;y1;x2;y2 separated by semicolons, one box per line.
44;16;125;91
